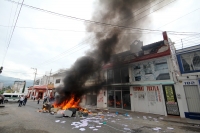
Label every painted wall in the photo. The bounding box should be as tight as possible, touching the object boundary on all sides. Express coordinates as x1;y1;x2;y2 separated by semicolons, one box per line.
97;88;107;108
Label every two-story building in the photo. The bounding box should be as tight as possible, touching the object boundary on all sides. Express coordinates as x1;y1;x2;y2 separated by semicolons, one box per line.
97;32;183;117
176;45;200;119
28;74;54;99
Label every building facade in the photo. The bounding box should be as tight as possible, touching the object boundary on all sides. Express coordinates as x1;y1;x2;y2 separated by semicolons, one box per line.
176;45;200;119
97;32;183;117
28;74;54;99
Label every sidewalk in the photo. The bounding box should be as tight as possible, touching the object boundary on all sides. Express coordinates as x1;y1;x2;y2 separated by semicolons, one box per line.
84;106;200;126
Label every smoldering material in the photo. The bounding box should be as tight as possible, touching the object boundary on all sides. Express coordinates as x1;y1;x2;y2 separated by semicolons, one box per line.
55;0;151;104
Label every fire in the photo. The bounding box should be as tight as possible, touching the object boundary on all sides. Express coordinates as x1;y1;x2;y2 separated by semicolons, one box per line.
53;95;80;110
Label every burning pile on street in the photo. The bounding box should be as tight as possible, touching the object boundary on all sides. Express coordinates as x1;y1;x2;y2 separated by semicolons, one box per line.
37;95;91;118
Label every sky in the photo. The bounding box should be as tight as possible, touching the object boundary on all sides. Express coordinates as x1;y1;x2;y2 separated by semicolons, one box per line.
0;0;200;80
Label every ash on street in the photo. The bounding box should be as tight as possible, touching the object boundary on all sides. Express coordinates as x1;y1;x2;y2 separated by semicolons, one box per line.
0;100;200;133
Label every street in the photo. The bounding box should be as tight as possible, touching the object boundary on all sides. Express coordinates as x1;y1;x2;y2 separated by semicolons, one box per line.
0;100;200;133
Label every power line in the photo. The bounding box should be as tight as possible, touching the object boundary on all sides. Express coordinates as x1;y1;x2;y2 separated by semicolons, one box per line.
35;36;93;67
1;0;24;66
4;0;198;35
157;7;200;30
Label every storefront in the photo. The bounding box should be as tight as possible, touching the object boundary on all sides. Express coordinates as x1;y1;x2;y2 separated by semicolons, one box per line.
28;84;54;99
130;85;180;116
107;87;131;110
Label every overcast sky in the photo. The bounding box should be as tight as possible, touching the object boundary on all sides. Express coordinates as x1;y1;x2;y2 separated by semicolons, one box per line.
0;0;200;80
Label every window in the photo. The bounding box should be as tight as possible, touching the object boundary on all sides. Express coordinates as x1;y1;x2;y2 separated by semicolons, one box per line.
55;79;61;84
107;69;113;84
154;62;168;71
12;95;18;98
121;67;129;83
180;51;200;72
143;64;152;74
114;69;121;83
4;95;11;97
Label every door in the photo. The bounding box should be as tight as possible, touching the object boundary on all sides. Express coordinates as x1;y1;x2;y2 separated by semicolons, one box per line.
184;85;200;112
163;85;180;115
115;91;122;108
122;91;131;110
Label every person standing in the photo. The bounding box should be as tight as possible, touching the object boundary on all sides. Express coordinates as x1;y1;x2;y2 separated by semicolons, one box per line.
37;98;40;104
23;96;28;106
43;95;47;104
18;95;24;107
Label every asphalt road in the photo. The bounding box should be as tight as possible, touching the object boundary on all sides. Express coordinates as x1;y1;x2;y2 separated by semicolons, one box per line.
0;100;200;133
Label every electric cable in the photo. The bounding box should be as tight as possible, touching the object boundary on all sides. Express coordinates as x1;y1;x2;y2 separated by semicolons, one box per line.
1;0;24;66
4;0;198;35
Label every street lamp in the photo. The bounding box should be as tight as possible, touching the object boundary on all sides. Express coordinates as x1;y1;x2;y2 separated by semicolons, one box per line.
30;68;37;99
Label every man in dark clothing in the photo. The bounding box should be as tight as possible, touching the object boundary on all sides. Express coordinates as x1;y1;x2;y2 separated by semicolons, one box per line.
23;96;28;106
37;98;40;104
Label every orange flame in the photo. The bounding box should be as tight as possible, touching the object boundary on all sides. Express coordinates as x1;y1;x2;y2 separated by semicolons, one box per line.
53;95;80;110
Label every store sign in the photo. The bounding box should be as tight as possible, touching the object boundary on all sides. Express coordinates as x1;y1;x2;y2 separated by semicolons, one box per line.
133;87;144;91
184;81;196;85
147;86;161;102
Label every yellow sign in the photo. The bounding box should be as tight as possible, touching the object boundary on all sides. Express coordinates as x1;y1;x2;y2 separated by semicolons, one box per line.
47;83;54;89
165;86;175;102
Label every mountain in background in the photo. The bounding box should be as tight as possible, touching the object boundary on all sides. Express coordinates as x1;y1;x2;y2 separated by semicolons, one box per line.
0;75;33;88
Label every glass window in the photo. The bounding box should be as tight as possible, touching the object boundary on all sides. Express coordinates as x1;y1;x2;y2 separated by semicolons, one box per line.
193;52;200;70
121;67;129;83
115;91;122;108
107;88;114;107
154;62;168;71
143;64;152;74
107;69;113;84
55;79;61;84
181;54;193;72
12;95;18;98
122;90;131;110
4;95;11;97
114;69;121;83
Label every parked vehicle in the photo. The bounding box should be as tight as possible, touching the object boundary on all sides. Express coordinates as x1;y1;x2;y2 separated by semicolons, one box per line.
3;93;25;103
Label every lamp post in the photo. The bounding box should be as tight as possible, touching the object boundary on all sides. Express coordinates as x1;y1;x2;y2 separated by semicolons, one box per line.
30;68;37;99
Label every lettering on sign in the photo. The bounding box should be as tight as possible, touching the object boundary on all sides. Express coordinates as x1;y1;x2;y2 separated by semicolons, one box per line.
133;86;144;91
147;86;161;102
184;81;195;85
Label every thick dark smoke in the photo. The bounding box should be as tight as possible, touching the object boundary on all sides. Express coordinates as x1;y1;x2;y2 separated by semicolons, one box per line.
55;0;150;104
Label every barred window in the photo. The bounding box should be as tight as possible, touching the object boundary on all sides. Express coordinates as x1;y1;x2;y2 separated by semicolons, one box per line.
181;51;200;72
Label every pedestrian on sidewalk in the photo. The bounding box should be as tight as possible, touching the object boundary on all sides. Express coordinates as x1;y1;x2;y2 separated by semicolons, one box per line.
23;96;28;106
37;98;40;104
18;95;24;107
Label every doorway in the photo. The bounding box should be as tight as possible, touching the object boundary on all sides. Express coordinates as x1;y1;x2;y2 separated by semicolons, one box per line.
163;85;180;115
115;91;122;108
184;85;200;113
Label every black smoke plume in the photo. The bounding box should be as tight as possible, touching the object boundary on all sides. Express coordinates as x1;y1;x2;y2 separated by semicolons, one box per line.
55;0;150;104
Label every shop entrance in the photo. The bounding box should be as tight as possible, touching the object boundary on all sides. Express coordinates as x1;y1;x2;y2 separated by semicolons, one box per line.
38;92;43;99
107;87;131;110
115;91;122;108
184;85;200;113
163;85;180;115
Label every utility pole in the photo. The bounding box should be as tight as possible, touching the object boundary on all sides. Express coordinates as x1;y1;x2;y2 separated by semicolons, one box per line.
46;69;52;98
30;68;37;99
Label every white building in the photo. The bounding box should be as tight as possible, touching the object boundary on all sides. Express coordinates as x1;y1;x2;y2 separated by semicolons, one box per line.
97;32;183;117
176;45;200;119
